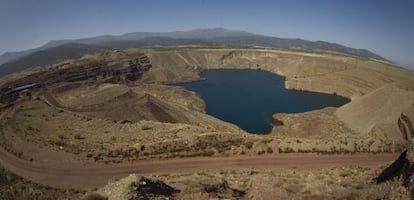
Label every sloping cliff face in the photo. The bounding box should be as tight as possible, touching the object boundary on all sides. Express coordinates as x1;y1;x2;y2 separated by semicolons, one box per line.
336;83;414;140
146;49;414;139
147;49;413;98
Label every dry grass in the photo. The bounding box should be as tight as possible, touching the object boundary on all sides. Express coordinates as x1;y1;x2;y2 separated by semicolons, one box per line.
140;122;152;131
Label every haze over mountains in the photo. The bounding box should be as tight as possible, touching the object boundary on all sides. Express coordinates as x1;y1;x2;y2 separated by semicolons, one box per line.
0;28;390;77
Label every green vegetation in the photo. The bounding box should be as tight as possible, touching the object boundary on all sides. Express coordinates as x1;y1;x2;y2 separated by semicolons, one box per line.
245;141;254;149
24;124;34;131
110;136;117;142
140;122;152;130
73;133;84;140
55;132;65;140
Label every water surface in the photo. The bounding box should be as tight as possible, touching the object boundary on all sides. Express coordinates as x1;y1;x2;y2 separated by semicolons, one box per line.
178;69;350;134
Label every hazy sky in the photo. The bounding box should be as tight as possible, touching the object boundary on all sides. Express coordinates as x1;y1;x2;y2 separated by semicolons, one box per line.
1;0;414;68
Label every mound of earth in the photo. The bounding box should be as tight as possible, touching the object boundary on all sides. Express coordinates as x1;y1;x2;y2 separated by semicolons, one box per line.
47;82;231;125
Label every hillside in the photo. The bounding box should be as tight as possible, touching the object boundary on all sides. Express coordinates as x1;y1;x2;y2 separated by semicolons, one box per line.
0;43;104;77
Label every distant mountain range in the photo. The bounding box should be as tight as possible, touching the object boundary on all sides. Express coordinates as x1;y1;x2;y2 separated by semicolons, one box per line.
0;28;390;77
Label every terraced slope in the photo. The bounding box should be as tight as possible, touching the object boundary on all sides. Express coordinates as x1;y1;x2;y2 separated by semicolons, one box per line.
144;49;414;141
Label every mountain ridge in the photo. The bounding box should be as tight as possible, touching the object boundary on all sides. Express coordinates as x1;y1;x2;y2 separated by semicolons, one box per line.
0;28;391;77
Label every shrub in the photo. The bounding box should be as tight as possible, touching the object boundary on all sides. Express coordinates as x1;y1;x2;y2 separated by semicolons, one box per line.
73;133;84;140
25;124;34;131
202;151;215;157
245;141;254;149
110;136;117;142
85;193;108;200
267;147;274;154
55;132;65;139
140;122;152;130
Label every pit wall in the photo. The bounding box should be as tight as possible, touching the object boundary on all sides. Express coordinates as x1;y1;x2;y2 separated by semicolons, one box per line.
147;49;414;139
148;49;413;100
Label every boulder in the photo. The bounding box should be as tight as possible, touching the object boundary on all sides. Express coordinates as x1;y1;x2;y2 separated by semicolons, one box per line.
129;177;180;200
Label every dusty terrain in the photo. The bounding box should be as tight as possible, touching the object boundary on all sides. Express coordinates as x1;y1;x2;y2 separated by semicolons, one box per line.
97;164;410;200
0;47;413;199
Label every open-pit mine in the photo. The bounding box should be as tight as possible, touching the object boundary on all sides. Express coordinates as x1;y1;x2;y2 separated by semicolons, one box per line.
1;48;414;199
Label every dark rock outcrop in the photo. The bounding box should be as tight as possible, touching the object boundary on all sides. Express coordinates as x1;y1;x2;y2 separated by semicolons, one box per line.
129;177;180;200
374;106;414;186
374;151;414;187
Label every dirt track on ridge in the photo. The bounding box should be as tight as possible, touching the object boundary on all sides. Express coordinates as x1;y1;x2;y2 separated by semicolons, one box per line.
0;141;397;189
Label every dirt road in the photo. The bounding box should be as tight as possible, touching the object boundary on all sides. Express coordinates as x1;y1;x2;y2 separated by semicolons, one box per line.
0;142;397;189
0;104;398;190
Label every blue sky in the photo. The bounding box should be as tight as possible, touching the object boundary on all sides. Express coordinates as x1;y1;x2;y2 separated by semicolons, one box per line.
1;0;414;68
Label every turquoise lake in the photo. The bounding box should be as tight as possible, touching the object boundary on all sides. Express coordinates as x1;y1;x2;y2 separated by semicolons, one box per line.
178;69;350;134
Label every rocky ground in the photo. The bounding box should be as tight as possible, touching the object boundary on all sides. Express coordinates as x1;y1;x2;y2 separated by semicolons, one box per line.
0;166;83;200
95;164;412;200
3;95;403;166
